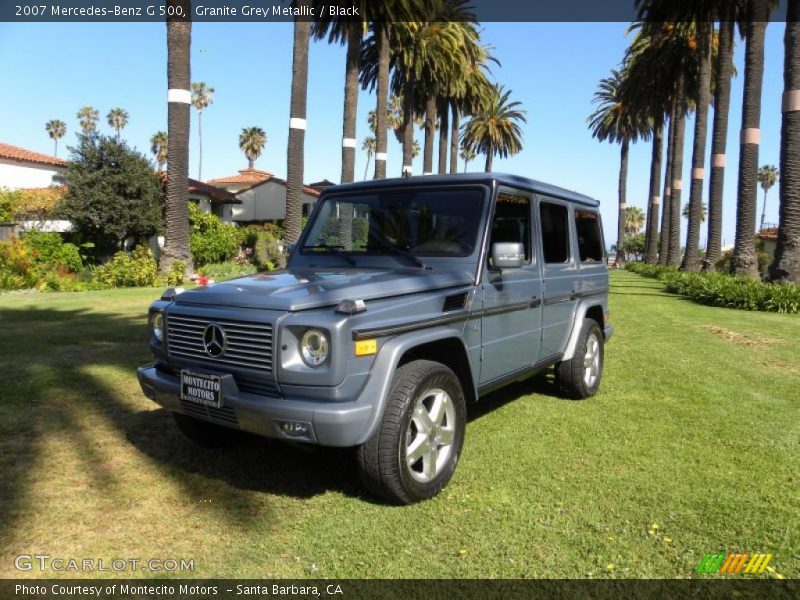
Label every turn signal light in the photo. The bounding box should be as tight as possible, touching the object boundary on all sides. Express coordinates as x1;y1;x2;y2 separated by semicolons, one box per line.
355;339;377;356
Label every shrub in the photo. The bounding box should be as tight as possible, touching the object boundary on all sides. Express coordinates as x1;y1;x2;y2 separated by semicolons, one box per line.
714;249;772;277
197;261;257;280
254;231;284;271
21;231;82;273
93;246;160;288
624;262;677;280
188;203;243;266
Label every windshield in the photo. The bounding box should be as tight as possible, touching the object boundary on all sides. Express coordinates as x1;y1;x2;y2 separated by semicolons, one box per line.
301;188;484;258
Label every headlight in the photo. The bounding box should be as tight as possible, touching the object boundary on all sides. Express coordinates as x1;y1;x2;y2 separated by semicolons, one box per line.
150;311;164;341
300;328;329;367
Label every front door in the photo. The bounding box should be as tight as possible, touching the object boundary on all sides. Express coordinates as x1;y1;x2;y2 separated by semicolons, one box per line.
479;189;542;384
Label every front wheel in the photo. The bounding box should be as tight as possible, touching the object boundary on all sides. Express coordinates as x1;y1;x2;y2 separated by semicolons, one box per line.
555;318;605;400
356;360;466;504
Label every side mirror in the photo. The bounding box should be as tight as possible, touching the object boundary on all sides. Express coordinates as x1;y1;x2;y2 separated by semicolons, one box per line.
284;242;296;256
491;242;525;270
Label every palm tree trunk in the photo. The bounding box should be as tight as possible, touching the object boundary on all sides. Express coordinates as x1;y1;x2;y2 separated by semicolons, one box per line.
54;140;58;157
732;0;770;278
681;24;713;272
337;23;360;250
769;0;800;283
341;24;360;184
374;27;389;179
667;78;687;267
703;14;735;272
363;153;372;180
285;11;310;244
644;122;663;264
484;151;492;172
423;94;436;174
760;188;768;231
160;0;193;277
402;77;415;176
197;110;203;181
615;140;629;267
449;104;459;174
438;100;449;175
658;111;676;265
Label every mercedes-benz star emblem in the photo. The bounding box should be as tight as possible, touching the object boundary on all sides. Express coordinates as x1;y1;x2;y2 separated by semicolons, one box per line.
202;324;226;357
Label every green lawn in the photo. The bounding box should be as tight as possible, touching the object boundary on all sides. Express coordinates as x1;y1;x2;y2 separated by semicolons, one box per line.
1;271;798;579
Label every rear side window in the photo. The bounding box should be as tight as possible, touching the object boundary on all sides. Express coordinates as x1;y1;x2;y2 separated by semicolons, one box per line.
539;202;570;263
575;210;604;262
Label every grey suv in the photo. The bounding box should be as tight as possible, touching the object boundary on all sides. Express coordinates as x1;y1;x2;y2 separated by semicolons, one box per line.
138;173;613;504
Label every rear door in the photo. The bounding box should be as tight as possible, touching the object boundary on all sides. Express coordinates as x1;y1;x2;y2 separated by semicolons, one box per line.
479;189;542;384
537;196;579;360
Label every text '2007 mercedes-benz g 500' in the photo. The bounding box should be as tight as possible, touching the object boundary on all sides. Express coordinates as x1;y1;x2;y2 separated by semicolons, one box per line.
138;173;613;504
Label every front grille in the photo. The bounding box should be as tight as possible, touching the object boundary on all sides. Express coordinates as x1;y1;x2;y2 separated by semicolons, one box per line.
166;314;273;372
179;399;239;428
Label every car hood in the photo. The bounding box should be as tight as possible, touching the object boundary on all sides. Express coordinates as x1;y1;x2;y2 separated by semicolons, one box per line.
174;268;474;311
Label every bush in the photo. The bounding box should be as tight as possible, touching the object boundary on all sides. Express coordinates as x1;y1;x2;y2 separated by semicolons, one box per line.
21;231;82;273
254;231;284;271
627;263;800;314
188;203;243;266
197;261;257;280
624;262;677;280
93;246;160;288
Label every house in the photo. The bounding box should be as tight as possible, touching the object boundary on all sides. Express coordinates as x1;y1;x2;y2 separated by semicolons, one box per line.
207;168;320;223
187;178;240;223
0;142;67;189
758;225;778;258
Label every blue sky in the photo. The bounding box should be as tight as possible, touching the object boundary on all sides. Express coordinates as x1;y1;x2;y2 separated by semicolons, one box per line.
0;21;786;247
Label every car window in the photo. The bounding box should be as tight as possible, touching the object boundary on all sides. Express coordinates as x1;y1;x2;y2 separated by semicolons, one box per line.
575;210;604;262
301;188;484;257
539;201;570;263
487;192;531;268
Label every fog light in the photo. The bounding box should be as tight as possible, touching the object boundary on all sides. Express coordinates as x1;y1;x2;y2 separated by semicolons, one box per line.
280;421;309;437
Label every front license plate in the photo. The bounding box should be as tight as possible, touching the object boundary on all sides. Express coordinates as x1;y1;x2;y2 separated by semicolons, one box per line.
180;371;222;408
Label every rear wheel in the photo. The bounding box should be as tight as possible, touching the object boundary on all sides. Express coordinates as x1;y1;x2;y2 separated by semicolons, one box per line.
555;318;604;399
356;360;466;504
173;412;242;447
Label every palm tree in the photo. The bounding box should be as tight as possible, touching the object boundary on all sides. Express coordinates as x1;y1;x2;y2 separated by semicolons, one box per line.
45;119;66;157
588;69;646;267
106;108;129;141
285;6;311;244
682;201;707;222
239;127;267;169
704;9;737;272
411;139;421;159
462;84;526;172
191;82;214;181
150;131;168;172
362;136;376;180
76;106;99;134
459;144;476;172
160;0;193;277
731;0;772;278
757;165;779;231
769;0;800;283
624;206;646;236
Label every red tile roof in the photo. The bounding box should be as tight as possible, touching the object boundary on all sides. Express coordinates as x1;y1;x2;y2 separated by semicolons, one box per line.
207;167;320;197
0;142;67;168
206;168;272;186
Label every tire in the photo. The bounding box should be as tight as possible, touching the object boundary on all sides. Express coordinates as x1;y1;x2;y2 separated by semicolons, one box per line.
356;360;466;505
172;412;242;448
555;318;604;400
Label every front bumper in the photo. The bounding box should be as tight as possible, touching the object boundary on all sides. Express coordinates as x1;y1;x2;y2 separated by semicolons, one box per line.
137;364;373;447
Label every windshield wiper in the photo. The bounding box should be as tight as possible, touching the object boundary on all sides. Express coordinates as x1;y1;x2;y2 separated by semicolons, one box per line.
369;237;427;269
302;244;357;266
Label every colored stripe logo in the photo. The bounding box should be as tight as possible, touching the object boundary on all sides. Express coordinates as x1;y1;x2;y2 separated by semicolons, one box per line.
696;552;773;574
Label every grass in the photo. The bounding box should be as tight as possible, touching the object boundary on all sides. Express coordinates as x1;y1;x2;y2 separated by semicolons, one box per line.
0;271;798;579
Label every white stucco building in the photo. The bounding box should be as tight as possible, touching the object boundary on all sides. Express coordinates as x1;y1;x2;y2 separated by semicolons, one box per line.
0;142;67;189
206;168;320;223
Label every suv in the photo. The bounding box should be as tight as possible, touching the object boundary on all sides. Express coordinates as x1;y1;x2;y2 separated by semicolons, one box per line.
138;173;612;504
